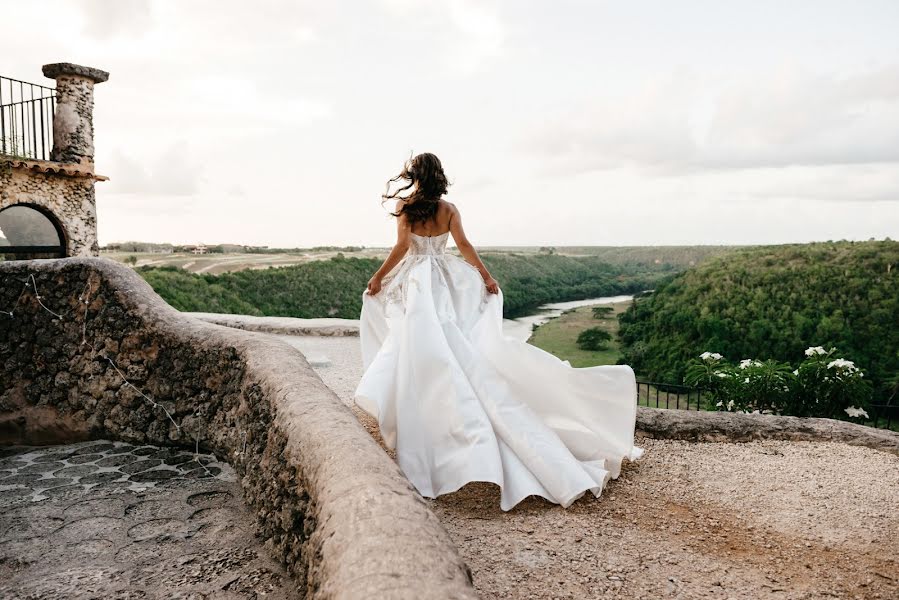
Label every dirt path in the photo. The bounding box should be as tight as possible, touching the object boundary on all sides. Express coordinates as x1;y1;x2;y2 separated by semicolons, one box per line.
284;335;899;599
432;438;898;599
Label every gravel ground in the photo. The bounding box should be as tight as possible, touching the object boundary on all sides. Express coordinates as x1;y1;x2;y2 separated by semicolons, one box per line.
285;334;899;599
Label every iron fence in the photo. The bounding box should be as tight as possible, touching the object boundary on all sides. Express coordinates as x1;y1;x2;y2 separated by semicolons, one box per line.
0;75;56;161
636;379;898;431
636;380;708;411
866;399;897;431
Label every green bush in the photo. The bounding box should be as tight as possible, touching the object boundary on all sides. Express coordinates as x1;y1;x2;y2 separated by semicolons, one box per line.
592;306;614;319
576;327;612;351
787;347;872;418
684;347;872;419
619;240;899;400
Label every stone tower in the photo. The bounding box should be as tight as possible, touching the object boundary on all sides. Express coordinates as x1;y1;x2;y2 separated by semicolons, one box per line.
0;62;109;259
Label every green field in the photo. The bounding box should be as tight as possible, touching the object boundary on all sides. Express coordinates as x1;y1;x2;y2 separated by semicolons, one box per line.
527;301;632;367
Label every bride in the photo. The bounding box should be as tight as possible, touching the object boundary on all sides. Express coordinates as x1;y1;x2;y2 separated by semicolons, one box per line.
354;153;643;511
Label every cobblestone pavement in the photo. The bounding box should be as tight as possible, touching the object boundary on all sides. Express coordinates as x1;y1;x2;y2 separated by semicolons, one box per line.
0;440;294;600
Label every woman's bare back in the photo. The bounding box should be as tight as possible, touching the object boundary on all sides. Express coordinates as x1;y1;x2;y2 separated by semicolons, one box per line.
407;200;455;237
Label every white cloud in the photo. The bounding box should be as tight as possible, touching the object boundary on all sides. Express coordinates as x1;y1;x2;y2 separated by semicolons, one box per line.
78;0;153;39
529;65;899;177
105;142;202;197
4;1;898;246
377;0;506;75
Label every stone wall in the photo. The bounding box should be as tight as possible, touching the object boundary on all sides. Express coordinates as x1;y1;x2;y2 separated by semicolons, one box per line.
1;161;98;256
0;258;477;600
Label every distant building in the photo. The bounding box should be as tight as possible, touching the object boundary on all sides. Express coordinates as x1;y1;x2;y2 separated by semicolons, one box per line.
192;244;207;255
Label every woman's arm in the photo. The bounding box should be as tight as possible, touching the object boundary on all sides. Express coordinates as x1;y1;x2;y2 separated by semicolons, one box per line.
448;203;500;294
367;202;412;295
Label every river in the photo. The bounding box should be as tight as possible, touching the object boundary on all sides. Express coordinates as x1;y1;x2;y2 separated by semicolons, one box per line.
501;294;634;343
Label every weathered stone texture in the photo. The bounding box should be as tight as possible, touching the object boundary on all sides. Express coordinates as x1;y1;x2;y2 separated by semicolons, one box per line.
636;406;899;455
0;258;477;600
0;162;98;256
42;62;110;84
42;63;106;165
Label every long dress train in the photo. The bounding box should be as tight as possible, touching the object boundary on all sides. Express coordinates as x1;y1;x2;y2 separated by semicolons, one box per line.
354;231;643;511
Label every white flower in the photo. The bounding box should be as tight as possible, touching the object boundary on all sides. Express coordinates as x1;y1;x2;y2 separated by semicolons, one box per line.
827;358;858;372
805;346;826;357
711;353;723;360
744;377;750;384
716;401;723;407
700;351;711;360
701;352;724;362
726;400;735;411
844;406;869;419
715;372;728;378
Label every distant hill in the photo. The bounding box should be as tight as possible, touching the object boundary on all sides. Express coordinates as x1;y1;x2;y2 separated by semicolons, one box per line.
618;240;899;397
137;253;676;320
486;245;741;267
109;244;739;275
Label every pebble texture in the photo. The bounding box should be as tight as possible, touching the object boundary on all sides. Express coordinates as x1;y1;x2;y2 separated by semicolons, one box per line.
0;440;293;599
434;437;899;599
0;258;476;600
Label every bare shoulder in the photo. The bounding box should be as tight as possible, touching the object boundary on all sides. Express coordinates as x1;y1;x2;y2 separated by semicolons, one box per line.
440;200;460;217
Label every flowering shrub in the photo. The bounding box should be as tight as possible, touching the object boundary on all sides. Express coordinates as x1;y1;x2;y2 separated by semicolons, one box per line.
786;347;872;418
684;347;872;420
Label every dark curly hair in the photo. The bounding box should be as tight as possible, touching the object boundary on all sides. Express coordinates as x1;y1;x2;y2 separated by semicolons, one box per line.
382;152;450;225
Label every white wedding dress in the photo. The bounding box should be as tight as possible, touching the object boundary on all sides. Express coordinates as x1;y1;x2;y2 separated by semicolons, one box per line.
354;231;643;510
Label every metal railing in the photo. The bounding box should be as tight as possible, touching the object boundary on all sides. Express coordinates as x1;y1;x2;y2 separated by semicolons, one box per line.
867;399;897;431
1;75;56;161
636;379;897;431
636;380;708;411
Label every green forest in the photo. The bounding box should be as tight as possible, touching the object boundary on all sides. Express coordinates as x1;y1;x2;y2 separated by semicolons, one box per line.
138;252;673;320
617;240;899;399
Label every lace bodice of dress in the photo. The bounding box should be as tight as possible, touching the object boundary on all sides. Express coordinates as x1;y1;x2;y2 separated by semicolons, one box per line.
408;231;449;256
375;229;489;313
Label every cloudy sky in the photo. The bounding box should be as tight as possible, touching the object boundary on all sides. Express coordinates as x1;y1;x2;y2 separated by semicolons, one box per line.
3;1;898;247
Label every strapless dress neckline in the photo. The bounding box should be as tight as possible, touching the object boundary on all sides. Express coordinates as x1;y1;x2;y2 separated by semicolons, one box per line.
409;231;450;239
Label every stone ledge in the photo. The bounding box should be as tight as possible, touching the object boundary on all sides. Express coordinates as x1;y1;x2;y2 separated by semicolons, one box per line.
186;312;360;337
0;258;475;600
42;62;109;83
636;406;899;455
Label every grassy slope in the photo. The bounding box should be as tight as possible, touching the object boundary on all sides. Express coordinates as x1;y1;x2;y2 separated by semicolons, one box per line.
527;300;632;367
